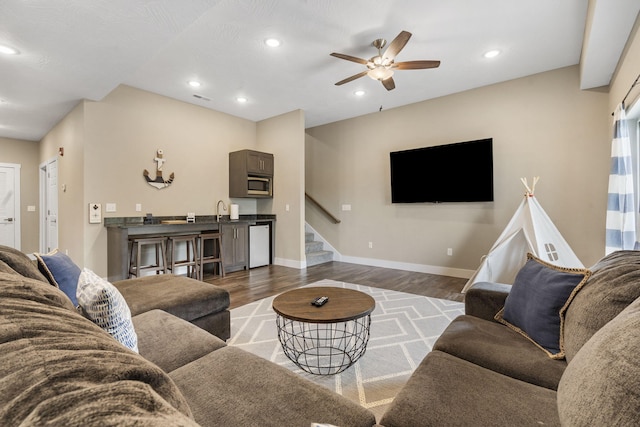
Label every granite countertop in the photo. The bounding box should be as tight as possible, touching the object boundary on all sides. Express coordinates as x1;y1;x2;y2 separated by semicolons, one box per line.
104;214;275;228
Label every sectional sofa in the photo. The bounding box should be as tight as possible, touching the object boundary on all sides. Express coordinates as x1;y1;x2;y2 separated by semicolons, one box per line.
0;245;375;426
2;244;640;426
381;250;640;426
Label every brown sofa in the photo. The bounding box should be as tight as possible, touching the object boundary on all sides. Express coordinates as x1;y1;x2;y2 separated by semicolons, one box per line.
380;250;640;426
0;245;375;426
4;242;640;426
112;274;231;340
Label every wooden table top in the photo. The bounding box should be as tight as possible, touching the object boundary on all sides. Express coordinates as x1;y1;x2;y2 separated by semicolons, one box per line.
272;287;375;323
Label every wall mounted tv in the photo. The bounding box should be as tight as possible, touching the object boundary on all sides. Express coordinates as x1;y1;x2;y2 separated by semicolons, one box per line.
390;138;494;203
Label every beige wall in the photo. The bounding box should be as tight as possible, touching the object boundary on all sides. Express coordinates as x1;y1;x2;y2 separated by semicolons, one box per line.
257;110;306;266
306;65;610;275
39;103;86;264
39;85;306;276
0;137;41;252
82;86;260;275
32;19;638;277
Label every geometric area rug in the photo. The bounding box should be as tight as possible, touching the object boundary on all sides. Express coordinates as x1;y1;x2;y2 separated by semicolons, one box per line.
229;279;465;420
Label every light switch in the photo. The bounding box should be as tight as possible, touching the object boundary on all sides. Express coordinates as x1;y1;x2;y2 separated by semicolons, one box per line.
89;203;102;224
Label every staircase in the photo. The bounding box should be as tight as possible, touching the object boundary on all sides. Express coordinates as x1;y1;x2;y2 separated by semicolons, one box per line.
305;232;333;267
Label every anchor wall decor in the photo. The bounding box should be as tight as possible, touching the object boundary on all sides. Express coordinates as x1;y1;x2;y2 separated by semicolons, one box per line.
143;149;175;189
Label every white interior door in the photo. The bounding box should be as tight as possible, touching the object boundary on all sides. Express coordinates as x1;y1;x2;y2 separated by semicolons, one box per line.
0;163;21;249
40;159;58;253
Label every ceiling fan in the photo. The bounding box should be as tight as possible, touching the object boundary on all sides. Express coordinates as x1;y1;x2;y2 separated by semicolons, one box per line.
330;30;440;91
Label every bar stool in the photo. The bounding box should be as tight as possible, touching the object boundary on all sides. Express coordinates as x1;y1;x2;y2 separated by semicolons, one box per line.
167;234;199;279
128;236;168;278
198;232;224;279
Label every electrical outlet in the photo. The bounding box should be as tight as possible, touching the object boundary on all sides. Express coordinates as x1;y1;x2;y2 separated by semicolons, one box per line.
342;204;352;211
135;203;142;212
368;242;373;249
447;248;453;256
105;203;116;212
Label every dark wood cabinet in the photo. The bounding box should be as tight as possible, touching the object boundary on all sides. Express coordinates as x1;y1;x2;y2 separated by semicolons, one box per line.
221;222;248;272
229;150;274;198
246;150;274;175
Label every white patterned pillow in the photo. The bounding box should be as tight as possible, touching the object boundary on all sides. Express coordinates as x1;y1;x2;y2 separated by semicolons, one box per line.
76;268;138;352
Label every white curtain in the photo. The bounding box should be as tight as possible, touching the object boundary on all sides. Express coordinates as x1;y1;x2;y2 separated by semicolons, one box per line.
605;103;636;254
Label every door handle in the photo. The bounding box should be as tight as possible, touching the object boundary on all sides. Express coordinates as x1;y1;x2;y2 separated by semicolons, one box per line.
6;218;13;222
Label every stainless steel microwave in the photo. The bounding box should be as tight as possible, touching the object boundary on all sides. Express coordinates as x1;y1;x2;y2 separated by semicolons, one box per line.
247;176;272;196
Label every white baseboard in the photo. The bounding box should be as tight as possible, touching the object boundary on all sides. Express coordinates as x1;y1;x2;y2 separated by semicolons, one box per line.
339;255;474;279
275;253;473;278
274;257;306;269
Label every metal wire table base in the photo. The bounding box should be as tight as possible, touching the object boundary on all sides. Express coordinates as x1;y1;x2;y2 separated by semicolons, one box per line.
276;314;372;375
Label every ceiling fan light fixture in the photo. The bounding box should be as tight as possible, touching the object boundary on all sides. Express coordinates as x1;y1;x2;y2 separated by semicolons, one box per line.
236;96;248;103
354;90;365;97
368;67;394;81
331;30;439;91
188;80;201;88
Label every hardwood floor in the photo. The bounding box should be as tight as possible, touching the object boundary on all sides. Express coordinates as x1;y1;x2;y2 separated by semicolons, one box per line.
203;261;467;309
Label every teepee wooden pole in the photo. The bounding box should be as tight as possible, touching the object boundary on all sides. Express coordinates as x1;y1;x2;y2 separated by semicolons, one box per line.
520;177;539;197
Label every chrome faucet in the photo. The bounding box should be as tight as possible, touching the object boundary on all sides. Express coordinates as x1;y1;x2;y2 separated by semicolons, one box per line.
216;200;227;222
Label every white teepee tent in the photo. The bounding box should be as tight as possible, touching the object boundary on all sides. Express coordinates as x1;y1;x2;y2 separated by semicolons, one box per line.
462;177;584;293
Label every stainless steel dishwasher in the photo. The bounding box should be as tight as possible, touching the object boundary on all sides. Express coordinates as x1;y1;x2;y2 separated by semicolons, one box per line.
249;224;270;268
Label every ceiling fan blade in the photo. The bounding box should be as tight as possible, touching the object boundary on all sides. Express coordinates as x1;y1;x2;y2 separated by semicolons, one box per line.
382;76;395;91
330;52;369;65
383;31;412;60
393;60;441;70
335;70;369;86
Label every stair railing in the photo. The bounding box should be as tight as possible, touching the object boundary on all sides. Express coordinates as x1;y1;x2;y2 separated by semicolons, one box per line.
305;193;341;224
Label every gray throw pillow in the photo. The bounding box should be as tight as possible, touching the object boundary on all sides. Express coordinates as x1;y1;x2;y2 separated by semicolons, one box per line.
563;250;640;362
558;296;640;425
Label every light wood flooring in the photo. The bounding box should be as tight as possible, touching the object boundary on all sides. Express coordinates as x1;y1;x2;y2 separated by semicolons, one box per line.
203;261;467;309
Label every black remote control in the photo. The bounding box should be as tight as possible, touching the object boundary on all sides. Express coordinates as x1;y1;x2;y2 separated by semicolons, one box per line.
311;296;329;307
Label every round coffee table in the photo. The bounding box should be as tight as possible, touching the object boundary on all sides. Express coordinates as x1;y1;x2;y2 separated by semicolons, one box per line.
272;286;375;375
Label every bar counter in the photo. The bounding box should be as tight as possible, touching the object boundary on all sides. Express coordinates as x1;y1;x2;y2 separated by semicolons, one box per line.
105;215;276;282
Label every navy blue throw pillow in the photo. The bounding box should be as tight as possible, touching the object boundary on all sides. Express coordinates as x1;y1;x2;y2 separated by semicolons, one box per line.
495;253;591;359
35;249;81;306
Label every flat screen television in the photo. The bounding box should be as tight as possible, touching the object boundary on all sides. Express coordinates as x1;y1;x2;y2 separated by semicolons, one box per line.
390;138;494;203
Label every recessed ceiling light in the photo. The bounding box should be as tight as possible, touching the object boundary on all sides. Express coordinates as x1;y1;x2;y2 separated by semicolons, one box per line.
236;96;248;103
188;80;201;88
0;44;20;55
483;49;501;59
354;90;365;97
265;38;281;48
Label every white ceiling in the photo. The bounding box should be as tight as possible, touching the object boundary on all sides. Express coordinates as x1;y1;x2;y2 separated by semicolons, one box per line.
0;0;638;142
